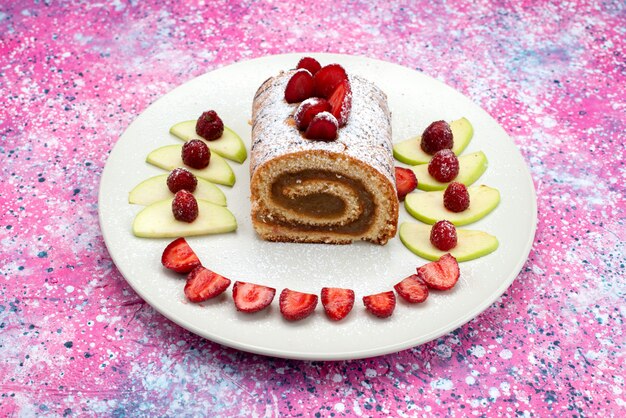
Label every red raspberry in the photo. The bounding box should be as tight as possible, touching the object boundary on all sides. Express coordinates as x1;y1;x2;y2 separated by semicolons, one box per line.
443;181;470;212
167;168;197;193
172;190;199;223
428;149;459;182
195;110;224;141
430;220;457;251
421;120;453;155
181;139;210;169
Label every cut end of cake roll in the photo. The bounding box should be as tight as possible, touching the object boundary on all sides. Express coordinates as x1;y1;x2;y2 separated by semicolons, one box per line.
251;150;399;244
250;68;399;245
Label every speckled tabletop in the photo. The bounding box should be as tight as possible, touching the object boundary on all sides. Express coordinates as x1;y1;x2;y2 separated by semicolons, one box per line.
2;1;625;416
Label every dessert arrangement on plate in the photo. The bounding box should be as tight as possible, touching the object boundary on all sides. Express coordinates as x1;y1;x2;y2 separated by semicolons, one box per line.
126;56;502;323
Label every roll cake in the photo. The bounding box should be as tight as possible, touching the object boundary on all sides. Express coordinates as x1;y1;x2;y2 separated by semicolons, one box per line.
250;69;399;244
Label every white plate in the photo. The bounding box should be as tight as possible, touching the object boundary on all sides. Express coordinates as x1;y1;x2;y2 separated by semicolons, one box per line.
98;53;536;360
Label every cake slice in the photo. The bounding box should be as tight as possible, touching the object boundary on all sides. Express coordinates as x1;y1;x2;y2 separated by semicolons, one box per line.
249;68;398;244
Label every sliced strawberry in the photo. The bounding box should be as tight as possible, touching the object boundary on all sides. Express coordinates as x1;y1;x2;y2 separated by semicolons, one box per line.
284;69;314;103
327;79;352;127
363;291;396;318
394;274;429;303
184;266;231;303
436;253;460;287
395;167;418;201
321;287;355;321
161;237;201;274
417;253;460;290
279;288;318;321
304;112;338;141
296;57;322;76
313;64;348;99
294;97;331;131
232;281;276;313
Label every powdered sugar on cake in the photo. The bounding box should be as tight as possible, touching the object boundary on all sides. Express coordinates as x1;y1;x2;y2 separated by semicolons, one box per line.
250;70;395;185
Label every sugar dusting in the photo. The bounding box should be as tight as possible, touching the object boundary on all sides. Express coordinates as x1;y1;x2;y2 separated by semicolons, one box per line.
250;70;395;184
312;111;338;127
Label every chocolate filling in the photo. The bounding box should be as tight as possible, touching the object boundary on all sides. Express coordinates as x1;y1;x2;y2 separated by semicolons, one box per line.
269;170;375;234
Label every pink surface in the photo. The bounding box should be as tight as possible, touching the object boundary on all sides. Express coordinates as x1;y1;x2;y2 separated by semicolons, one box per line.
1;1;624;416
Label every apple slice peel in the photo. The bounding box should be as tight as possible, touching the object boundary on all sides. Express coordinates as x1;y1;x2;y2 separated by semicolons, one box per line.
410;151;488;191
405;184;500;226
133;198;237;238
128;174;227;206
170;120;247;164
393;117;474;165
399;222;498;262
146;144;236;187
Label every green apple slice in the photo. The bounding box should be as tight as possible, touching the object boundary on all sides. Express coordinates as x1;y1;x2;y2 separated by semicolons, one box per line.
128;174;227;206
393;117;474;165
399;222;498;262
405;185;500;226
146;144;235;187
411;151;487;191
170;120;247;164
133;198;237;238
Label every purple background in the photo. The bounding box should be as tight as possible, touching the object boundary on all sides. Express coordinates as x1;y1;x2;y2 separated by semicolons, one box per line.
1;0;624;416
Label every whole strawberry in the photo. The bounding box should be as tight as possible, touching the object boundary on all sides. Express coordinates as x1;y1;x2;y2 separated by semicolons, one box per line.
296;56;322;76
196;110;224;141
284;69;314;103
305;112;338;141
294;97;331;131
